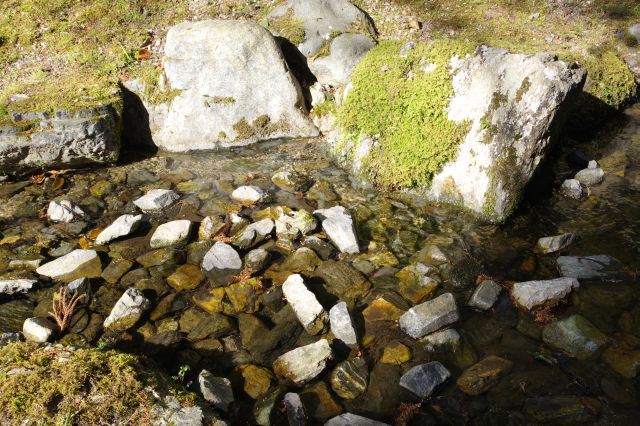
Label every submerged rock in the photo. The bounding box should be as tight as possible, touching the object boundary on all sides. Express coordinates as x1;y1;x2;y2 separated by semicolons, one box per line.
0;279;37;296
560;179;583;199
136;20;317;151
47;200;84;223
524;396;600;424
535;233;576;254
511;278;579;310
275;209;317;240
282;392;307;426
542;314;608;359
273;339;332;385
36;249;102;282
330;357;368;400
313;206;359;254
399;362;451;398
233;218;274;249
329;301;357;347
198;370;234;413
133;189;179;213
456;355;513;395
103;288;151;331
22;317;56;342
557;255;624;280
468;279;502;310
95;214;144;245
421;328;461;352
399;293;459;339
575;167;605;186
282;274;327;335
325;413;390;426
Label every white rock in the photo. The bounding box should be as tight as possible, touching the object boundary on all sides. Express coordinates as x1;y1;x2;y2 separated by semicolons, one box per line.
231;186;269;204
23;317;56;343
133;189;179;212
282;393;306;425
198;370;234;413
36;249;102;282
103;288;151;331
329;301;358;347
47;200;84;223
202;242;243;283
275;209;317;240
95;214;144;245
66;277;90;296
8;258;43;271
325;413;390;426
150;220;192;248
575;167;605;186
511;278;579;310
313;206;359;254
399;362;451;398
468;280;502;310
535;233;576;254
587;160;598;169
233;218;274;249
273;339;332;385
399;293;459;339
282;274;327;335
560;179;583;199
421;329;461;352
0;279;37;295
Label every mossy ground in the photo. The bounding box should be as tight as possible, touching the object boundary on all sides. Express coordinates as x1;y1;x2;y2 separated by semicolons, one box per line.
336;39;473;188
0;341;197;425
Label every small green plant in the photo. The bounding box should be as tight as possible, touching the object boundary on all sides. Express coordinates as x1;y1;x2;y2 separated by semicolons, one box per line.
173;364;191;383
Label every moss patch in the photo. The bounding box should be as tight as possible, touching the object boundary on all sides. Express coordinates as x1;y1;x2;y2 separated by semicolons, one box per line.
134;62;182;105
266;7;306;45
336;39;473;188
232;115;291;142
0;341;197;425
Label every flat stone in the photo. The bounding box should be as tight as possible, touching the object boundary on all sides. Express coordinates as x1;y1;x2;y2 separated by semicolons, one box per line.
560;179;583;199
201;242;242;284
330;357;368;400
511;278;579;311
271;170;311;192
231;186;269;204
601;333;640;379
282;274;327;335
36;249;102;282
381;341;412;365
575;167;605;186
456;355;513;395
167;264;204;291
468;280;502;310
47;200;84;223
399;362;451;398
329;301;357;347
399;293;459;339
273;339;332;385
279;247;322;273
8;258;43;271
557;255;624;280
240;364;274;399
22;317;56;343
150;220;192;248
226;278;263;313
66;277;90;296
524;396;600;424
535;233;576;254
313;206;359;254
314;260;371;303
233;218;274;249
275;209;317;240
103;288;151;331
101;258;134;284
198;370;234;413
362;297;406;322
133;189;179;213
421;328;461;352
542;314;608;359
302;236;335;260
325;413;390;426
95;214;144;245
0;279;37;296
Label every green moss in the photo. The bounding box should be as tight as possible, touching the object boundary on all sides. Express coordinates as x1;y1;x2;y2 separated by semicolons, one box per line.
312;99;338;117
232;115;291;142
312;31;343;59
515;77;531;102
211;96;236;105
336;39;473;188
482;145;519;219
134;62;182;105
0;341;198;425
267;8;306;45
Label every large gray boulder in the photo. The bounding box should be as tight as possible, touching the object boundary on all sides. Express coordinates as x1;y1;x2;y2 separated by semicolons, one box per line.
0;104;121;176
266;0;376;85
132;20;317;152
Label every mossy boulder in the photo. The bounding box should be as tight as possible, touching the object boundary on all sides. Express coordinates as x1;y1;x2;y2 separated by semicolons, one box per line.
325;41;586;223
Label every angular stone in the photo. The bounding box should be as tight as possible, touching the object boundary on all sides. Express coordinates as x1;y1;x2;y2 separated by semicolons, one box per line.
226;278;262;313
240;364;274;399
101;258;134;284
575;167;605;186
399;293;459;339
233;218;274;250
282;274;327;335
330;357;368;400
468;280;502;310
421;328;461;352
198;370;234;413
136;248;178;268
95;214;144;245
282;392;307;426
167;264;204;291
302;236;335;260
325;413;390;426
300;381;342;423
314;260;370;303
0;279;37;296
275;209;317;240
535;233;576;255
66;277;90;296
47;200;84;223
271;170;311;193
231;186;269;204
244;249;271;271
524;396;600;424
22;317;56;343
456;355;513;395
182;310;233;341
280;247;321;273
150;220;192;248
560;179;583;199
198;216;225;240
133;189;179;212
396;263;439;305
601;333;640;379
362;297;406;322
103;288;151;331
36;249;102;282
542;314;608;359
399;362;451;398
557;255;624;280
273;339;332;385
511;277;579;311
201;242;242;283
313;206;359;253
381;341;412;365
329;301;357;347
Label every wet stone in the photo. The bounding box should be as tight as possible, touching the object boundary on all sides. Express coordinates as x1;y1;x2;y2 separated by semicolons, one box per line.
468;280;502;310
399;293;459;339
103;288;151;332
233;218;274;250
524;396;600;424
542;314;608;359
330;357;368;400
127;169;158;185
456;355;513;395
182;310;233;341
101;258;133;284
198;216;224;240
300;381;342;423
0;299;34;332
535;233;576;254
302;236;335;260
244;248;270;271
272;170;311;193
280;247;321;273
601;333;640;378
557;255;624;280
22;317;56;343
314;260;371;304
199;370;234;413
313;206;359;254
193;287;229;314
226;278;263;313
400;362;451;398
325;413;390;426
575;167;605;186
329;301;357;347
396;263;439;304
511;277;579;311
167;264;204;292
240;364;274;399
273;339;332;385
133;189;179;213
36;249;102;282
187;240;214;265
201;242;242;284
307;179;338;202
95;214;144;245
231;186;269;204
560;179;583;199
282;392;307;426
362;296;405;322
283;274;327;335
421;328;461;352
121;268;149;286
275;208;317;240
381;341;412;365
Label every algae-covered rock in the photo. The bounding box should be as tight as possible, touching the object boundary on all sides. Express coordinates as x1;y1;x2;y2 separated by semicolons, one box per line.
542;314;608;359
328;41;586;222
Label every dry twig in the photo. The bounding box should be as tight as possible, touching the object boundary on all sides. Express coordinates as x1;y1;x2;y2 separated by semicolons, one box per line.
48;286;86;332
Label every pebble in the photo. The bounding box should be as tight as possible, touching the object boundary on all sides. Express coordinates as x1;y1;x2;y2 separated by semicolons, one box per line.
240;364;274;399
575;167;605;186
47;200;84;223
330;358;368;400
36;249;102;282
231;186;269;204
560;179;583;199
95;214;144;245
275;209;317;240
399;293;459;339
557;254;623;279
381;341;412;364
244;248;271;271
22;317;56;343
542;314;607;359
233;218;274;249
66;277;90;296
399;361;451;398
198;370;234;413
535;233;576;254
325;413;390;426
329;301;358;347
362;296;406;322
272;339;332;385
133;189;179;212
511;277;579;310
421;328;461;352
103;288;151;331
313;206;359;254
0;279;37;296
201;242;243;283
282;393;307;426
167;264;204;291
468;280;502;310
282;274;327;335
456;355;513;395
150;220;192;248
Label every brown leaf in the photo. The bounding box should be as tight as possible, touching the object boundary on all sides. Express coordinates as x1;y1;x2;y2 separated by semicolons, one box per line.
136;48;151;60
